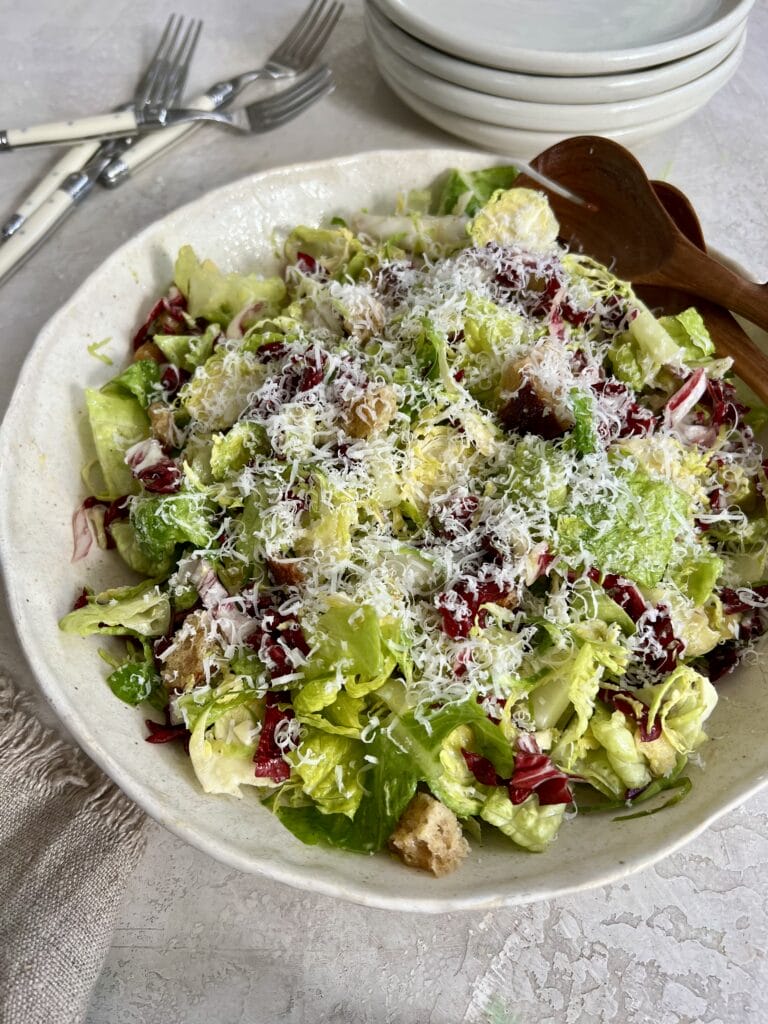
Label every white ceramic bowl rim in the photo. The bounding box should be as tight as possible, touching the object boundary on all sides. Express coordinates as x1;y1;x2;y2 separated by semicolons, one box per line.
373;0;755;75
366;2;746;105
369;23;745;131
2;149;767;913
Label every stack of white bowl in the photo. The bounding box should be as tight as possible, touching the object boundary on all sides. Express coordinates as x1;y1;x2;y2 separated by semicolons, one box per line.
366;0;754;156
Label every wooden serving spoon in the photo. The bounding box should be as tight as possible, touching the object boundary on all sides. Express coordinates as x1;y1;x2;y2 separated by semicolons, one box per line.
639;180;757;366
517;136;768;403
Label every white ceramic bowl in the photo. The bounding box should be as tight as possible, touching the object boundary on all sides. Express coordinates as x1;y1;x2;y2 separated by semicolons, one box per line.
2;149;767;913
374;0;756;75
376;70;725;158
368;23;745;131
367;2;746;104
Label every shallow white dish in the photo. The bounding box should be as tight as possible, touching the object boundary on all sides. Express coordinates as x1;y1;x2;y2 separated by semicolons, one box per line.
2;149;768;913
375;0;755;74
369;23;744;131
378;69;723;157
367;2;746;105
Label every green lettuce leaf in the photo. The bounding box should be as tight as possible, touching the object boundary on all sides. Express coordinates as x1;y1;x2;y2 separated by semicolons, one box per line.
153;323;220;371
289;729;365;818
109;520;174;577
588;703;651;791
101;360;162;408
174;245;286;326
569;389;598;455
84;388;149;499
210;421;267;480
305;600;384;682
180;350;266;431
269;722;418;853
188;689;271;798
531;627;628;738
480;790;566;852
658;308;715;365
59;580;171;638
557;468;691;587
106;660;160;705
284;225;366;279
642;664;718;758
131;492;216;564
434;165;520;217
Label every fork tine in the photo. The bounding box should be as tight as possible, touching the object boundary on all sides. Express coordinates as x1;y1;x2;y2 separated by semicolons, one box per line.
257;75;334;129
269;0;325;63
135;14;180;108
153;16;204;109
291;2;342;67
251;68;333;119
248;69;334;129
144;15;185;106
163;18;203;107
134;15;178;105
279;0;327;60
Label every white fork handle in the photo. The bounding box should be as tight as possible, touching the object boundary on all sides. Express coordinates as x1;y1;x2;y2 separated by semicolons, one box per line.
2;110;139;149
1;142;100;238
0;190;75;285
101;91;218;186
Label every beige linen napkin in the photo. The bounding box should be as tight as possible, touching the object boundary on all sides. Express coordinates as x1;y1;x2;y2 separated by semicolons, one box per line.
0;675;146;1024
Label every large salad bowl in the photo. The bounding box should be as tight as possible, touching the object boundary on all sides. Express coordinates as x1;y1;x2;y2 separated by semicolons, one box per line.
1;148;767;912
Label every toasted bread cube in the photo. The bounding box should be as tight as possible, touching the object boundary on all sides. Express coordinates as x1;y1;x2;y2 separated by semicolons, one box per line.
388;792;470;877
343;383;397;439
148;402;182;450
160;609;216;690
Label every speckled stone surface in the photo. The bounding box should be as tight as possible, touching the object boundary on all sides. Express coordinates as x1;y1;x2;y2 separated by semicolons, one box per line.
1;1;767;1021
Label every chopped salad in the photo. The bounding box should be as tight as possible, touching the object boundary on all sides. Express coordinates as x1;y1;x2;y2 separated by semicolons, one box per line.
61;166;768;875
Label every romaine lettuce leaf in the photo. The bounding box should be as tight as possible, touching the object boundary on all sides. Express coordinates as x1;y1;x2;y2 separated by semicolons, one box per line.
131;492;216;564
480;790;566;852
558;468;691;587
101;360;162;408
174;245;286;326
588;703;651;791
188;690;271;798
642;664;717;758
435;166;520;217
269;722;418;853
153;323;220;371
84;388;149;499
658;308;714;365
289;729;365;818
59;580;171;638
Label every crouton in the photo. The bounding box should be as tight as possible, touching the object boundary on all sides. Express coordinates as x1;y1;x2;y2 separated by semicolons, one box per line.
341;293;386;342
343;384;397;439
160;609;217;690
133;341;165;364
148;402;182;450
388;792;470;877
266;556;305;586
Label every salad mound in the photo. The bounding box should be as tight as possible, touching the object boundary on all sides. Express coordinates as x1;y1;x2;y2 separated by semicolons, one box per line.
61;166;768;875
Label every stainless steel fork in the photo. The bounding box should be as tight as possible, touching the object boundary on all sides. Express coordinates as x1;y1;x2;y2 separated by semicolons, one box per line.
0;16;202;151
101;0;343;187
1;14;197;239
142;66;336;136
0;17;202;286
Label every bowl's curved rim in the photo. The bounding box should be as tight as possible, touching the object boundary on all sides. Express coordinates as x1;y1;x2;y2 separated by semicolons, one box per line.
372;0;755;76
1;147;766;913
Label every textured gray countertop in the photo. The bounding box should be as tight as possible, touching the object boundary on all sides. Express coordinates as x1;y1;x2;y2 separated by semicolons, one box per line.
1;2;767;1021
